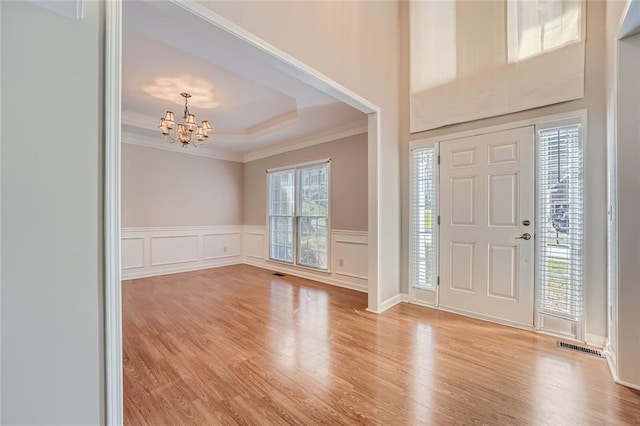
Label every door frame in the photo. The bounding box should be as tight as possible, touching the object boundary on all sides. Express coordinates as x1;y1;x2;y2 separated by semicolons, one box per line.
408;110;588;333
105;1;384;424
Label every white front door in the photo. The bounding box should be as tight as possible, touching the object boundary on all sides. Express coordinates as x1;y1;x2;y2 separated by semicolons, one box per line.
439;126;535;327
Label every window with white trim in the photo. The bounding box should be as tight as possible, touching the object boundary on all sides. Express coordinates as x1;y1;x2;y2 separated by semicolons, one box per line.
507;0;583;63
410;148;437;290
537;123;584;322
268;161;330;270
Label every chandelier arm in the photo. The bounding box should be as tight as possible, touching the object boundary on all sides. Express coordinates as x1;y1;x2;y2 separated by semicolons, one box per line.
164;128;179;144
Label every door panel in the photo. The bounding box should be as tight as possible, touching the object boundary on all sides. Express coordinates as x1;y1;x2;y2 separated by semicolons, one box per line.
449;242;476;292
451;177;476;225
439;126;535;327
488;173;518;227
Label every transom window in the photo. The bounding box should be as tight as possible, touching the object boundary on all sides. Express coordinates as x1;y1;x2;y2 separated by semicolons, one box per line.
268;161;330;270
507;0;583;63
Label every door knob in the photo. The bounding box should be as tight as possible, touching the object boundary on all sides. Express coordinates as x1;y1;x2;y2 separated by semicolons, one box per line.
515;233;532;240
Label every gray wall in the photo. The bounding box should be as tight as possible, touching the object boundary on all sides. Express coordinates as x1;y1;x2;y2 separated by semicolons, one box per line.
1;1;103;424
244;133;368;231
400;0;609;339
122;144;243;227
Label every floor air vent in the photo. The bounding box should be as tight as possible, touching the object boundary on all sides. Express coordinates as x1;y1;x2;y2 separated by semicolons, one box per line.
273;272;286;277
557;341;604;358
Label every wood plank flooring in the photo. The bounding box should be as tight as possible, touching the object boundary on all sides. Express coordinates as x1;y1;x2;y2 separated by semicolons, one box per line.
123;264;640;425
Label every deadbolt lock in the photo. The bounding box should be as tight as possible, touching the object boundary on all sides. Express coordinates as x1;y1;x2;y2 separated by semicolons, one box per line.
523;220;531;226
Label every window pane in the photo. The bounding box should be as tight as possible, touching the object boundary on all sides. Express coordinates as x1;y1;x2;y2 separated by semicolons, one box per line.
298;163;329;217
411;148;437;290
297;217;328;269
268;168;295;263
295;162;329;271
269;217;294;263
508;0;582;63
537;124;583;321
269;170;294;216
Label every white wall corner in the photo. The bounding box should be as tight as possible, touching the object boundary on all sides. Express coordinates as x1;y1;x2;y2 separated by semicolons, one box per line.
604;339;618;382
586;333;607;348
367;293;408;314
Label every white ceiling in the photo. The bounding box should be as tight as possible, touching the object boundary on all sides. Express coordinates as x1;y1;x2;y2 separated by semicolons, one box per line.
122;0;367;158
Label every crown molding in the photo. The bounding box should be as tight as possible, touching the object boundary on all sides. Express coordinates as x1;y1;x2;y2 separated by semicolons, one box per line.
245;109;298;138
122;108;298;141
122;110;367;163
121;131;244;162
242;119;368;162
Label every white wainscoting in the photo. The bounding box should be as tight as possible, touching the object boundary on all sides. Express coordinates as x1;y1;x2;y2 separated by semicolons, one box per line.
121;226;243;279
242;226;368;292
121;226;369;292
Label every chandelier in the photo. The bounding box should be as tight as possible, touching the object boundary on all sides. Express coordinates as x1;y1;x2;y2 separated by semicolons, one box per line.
158;92;213;147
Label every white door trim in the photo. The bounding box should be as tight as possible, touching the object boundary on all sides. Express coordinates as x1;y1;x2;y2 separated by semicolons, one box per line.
407;110;588;335
105;1;383;423
409;110;587;150
104;0;122;424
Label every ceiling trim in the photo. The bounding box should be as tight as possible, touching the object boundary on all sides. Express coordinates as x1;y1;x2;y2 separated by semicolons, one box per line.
245;109;298;138
121;118;367;164
121;131;244;162
243;119;368;162
122;109;299;141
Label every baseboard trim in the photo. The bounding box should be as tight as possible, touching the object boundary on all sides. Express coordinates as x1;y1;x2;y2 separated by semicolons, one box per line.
367;293;408;314
604;343;640;391
604;344;618;381
122;258;241;280
437;304;535;332
615;378;640;391
243;259;368;293
407;298;437;309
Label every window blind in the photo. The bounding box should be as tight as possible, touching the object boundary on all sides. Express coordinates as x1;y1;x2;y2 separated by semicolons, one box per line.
411;148;437;290
296;163;329;270
537;124;584;321
268;169;295;263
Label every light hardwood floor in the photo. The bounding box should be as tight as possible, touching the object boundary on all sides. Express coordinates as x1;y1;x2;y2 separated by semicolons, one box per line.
123;264;640;425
